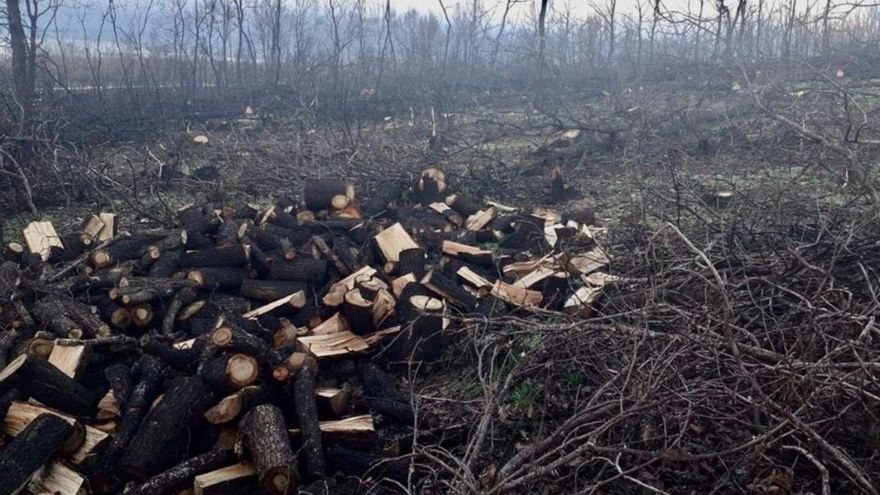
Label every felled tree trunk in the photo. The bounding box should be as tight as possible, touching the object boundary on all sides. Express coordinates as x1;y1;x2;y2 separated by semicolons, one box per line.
0;354;97;415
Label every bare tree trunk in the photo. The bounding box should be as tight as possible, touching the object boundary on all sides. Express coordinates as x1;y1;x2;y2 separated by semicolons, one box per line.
538;0;549;69
6;0;33;116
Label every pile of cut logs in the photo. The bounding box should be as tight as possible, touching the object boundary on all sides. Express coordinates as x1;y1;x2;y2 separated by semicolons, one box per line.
0;168;610;494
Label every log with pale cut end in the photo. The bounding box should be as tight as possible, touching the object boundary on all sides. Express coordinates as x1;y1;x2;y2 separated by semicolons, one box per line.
193;462;259;495
296;331;368;359
442;240;494;266
239;404;297;495
343;289;374;335
374;223;419;263
0;413;76;495
188;267;248;291
205;385;271;425
310;312;351;335
414;167;447;204
315;387;353;417
90;236;162;269
97;296;131;329
47;343;87;378
304;180;356;211
290;366;325;480
27;460;87;495
330;194;351;209
1;401;86;455
211;324;282;366
126;449;235;495
5;241;25;262
289;415;375;447
118;377;215;479
0;354;97;416
130;303;155;328
199;353;260;394
390;295;444;362
32;297;83;338
491;280;543;308
241;291;306;319
272;352;317;382
445;193;480;217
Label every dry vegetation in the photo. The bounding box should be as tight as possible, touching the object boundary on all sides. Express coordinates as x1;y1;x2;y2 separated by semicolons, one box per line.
2;0;880;493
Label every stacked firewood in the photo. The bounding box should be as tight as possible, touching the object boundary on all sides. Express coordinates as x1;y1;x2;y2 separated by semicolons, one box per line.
0;171;610;494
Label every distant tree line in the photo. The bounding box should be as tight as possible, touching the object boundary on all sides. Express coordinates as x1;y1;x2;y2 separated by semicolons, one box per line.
1;0;880;120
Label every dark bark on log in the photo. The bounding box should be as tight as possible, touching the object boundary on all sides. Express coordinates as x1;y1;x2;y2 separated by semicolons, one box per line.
358;362;413;423
205;384;271;425
163;286;199;336
268;258;326;283
343;289;374;335
421;270;478;311
304;180;353;211
290;367;325;480
179;207;220;237
261;223;313;247
445;193;480;217
140;334;202;371
198;353;260;395
239;404;297;495
0;413;75;495
212;324;282;367
325;446;409;483
0;354;97;415
216;220;241;247
33;297;82;338
312;235;350;277
98;296;132;329
331;234;361;274
149;248;182;278
89;355;163;476
125;448;234;495
118;376;215;479
188;267;248;292
238;279;306;301
398;247;427;278
105;363;132;411
181;245;249;268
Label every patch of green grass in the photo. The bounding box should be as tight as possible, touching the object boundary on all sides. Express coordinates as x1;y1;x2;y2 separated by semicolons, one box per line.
507;380;539;414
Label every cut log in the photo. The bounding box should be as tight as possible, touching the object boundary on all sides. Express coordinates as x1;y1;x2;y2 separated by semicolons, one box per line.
193;462;258;495
97;296;131;329
421;269;479;311
27;460;87;495
268;258;326;283
465;207;495;231
199;354;260;395
188;267;248;291
271;352;317;382
290;366;325;479
242;291;307;319
315;387;352;417
567;247;610;274
491;280;543;307
289;415;375;445
371;289;396;328
428;202;464;225
296;331;368;359
414;168;447;204
311;312;351;335
32;298;82;338
118;377;216;479
304;180;356;211
0;413;75;495
239;279;307;301
23;221;64;261
563;285;603;316
181;244;249;268
456;265;494;291
47;344;87;378
390;295;444;362
211;324;282;366
0;354;96;415
343;289;374;335
2;401;85;456
442;240;493;265
205;385;271;425
445;193;480;217
126;449;234;495
374;223;419;263
391;273;417;298
358;362;413;423
398;247;427;279
239;404;297;495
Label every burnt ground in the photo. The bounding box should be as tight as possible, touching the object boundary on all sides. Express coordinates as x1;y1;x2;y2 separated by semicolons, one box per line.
4;76;880;493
